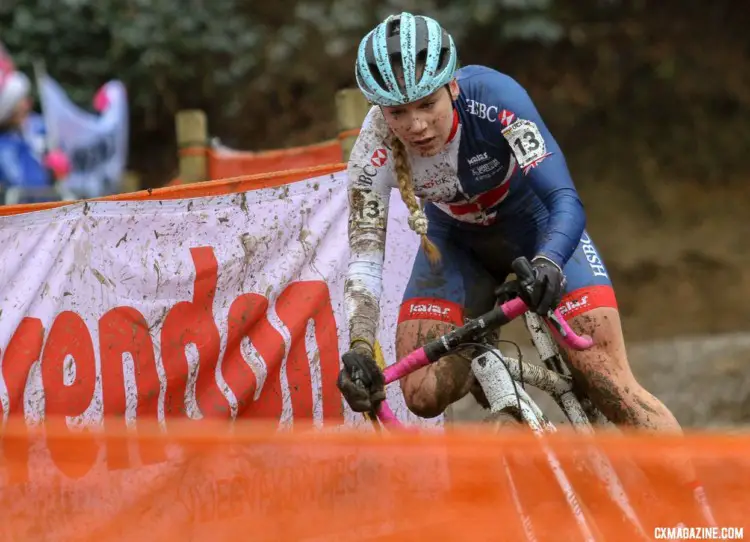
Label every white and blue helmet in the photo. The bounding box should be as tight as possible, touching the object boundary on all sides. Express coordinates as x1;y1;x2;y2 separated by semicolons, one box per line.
355;13;458;107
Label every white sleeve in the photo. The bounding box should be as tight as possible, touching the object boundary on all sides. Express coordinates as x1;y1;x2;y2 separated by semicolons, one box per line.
344;107;396;350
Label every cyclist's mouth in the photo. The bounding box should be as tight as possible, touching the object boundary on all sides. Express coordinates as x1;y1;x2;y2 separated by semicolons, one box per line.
413;136;435;149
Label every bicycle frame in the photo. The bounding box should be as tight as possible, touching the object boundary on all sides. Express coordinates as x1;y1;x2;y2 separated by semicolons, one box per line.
373;296;649;541
474;310;601;430
473;312;650;540
375;296;592;428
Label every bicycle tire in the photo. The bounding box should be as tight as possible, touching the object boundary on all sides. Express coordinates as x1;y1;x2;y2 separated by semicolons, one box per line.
485;409;607;541
483;409;524;429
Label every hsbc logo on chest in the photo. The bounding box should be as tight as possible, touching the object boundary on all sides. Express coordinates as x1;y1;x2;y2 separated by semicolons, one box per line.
409;302;451;317
466;100;497;122
465;100;516;127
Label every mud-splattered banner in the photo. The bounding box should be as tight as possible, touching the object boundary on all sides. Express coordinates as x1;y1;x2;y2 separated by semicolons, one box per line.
0;169;433;481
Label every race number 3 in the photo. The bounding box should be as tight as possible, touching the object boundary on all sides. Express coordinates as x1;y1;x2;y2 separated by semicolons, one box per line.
502;119;548;169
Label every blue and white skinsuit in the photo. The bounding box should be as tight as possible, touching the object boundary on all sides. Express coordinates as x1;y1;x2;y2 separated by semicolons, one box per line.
344;65;617;347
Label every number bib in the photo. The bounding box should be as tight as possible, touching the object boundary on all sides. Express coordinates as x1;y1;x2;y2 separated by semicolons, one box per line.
502;119;547;169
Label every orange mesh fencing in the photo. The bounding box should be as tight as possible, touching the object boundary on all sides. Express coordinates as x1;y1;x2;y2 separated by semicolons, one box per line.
2;420;748;541
166;134;355;188
207;140;345;180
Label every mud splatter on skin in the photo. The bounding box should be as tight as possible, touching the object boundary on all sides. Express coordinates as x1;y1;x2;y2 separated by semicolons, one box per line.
397;320;476;417
571;364;646;427
565;311;668;428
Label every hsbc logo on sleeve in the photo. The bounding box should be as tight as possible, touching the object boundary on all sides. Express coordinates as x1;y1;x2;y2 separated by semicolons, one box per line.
370;148;387;167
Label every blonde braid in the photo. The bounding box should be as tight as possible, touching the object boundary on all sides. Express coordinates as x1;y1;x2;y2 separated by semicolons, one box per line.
391;137;441;267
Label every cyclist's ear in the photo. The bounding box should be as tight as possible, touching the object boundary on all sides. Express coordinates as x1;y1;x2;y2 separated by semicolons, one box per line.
448;79;459;100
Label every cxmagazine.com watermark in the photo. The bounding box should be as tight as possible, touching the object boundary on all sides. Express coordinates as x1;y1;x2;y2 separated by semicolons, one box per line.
655;526;744;540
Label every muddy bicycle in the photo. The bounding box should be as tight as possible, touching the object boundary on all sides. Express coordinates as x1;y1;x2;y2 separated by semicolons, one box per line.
370;257;713;541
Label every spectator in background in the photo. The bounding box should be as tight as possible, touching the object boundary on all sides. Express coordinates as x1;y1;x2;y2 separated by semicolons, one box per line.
0;43;70;204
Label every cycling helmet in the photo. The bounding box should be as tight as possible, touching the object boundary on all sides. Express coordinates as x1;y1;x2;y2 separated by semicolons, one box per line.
356;13;458;107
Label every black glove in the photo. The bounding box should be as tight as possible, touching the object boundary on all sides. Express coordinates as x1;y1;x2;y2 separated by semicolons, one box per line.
521;256;566;316
336;345;386;413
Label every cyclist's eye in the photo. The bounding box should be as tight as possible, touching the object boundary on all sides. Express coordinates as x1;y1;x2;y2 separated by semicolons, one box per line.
420;101;435;110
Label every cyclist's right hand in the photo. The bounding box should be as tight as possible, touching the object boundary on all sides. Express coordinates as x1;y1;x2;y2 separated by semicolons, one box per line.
336;345;386;413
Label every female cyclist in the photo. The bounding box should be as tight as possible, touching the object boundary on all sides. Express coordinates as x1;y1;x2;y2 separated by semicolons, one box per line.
336;12;713;525
337;11;679;432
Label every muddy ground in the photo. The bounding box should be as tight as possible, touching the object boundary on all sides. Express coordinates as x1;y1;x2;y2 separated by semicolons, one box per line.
450;178;750;428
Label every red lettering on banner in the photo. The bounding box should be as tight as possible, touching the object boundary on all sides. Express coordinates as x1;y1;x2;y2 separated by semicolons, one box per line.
99;307;166;469
161;247;230;420
276;281;343;426
41;311;99;479
223;293;285;419
0;245;345;479
1;317;45;483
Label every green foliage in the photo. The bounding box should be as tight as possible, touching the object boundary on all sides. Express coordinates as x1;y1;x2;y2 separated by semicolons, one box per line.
1;0;749;186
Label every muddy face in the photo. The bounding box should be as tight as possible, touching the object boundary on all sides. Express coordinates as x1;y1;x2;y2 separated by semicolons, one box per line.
381;81;459;158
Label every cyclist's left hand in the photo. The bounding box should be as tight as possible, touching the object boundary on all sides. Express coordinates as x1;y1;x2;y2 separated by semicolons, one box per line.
337;345;385;413
525;256;566;315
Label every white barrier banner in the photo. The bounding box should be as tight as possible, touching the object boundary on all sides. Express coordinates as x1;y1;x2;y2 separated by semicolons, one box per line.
0;171;439;474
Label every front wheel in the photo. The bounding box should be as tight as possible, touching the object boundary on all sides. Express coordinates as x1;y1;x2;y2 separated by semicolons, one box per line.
483;409;524;430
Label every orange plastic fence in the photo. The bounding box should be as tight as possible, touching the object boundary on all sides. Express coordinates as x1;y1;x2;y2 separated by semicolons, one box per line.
2;420;748;541
168;135;354;187
208;140;344;180
0;163;346;217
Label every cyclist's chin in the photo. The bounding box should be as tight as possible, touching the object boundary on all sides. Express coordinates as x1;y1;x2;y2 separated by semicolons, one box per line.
410;140;445;157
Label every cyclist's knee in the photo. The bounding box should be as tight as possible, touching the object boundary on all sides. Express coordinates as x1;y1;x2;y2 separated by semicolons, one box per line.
403;387;445;419
401;352;474;418
395;319;453;358
396;320;471;418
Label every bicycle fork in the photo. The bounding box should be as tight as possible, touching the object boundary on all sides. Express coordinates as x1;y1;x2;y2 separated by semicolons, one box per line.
473;352;598;542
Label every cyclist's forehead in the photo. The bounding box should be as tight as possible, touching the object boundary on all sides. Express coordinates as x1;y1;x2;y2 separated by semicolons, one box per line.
383;88;445;115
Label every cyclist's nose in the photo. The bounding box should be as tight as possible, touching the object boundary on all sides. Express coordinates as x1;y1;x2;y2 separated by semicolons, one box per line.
407;114;428;135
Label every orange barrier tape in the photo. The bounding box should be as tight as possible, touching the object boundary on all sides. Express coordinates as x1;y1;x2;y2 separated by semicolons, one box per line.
337;128;362;140
208;141;344;179
0;163;346;217
178;146;208;157
2;420;748;541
